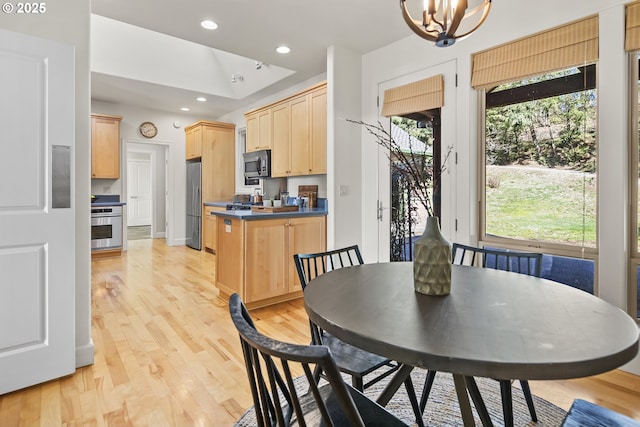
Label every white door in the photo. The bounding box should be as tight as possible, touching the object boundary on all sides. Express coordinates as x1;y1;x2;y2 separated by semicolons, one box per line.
376;60;457;261
127;157;152;226
0;29;75;393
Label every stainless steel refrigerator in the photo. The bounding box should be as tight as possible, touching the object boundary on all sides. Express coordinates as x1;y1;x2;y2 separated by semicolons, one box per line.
186;161;201;249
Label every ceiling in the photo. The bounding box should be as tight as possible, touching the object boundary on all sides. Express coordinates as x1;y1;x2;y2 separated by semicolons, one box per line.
90;0;415;118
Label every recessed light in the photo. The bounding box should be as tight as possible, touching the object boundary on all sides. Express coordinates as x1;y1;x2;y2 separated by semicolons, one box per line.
196;97;207;102
201;20;218;30
181;107;190;111
276;45;291;54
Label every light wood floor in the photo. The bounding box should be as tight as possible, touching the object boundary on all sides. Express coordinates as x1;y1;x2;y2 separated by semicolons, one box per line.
1;239;639;426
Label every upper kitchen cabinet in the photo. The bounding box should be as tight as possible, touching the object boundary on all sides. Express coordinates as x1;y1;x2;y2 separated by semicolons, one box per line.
185;120;236;202
245;109;271;153
246;81;327;178
270;101;291;177
309;85;327;175
185;123;202;159
91;113;122;179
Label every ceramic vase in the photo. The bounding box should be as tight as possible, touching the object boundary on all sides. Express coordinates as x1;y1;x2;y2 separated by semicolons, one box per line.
413;216;452;296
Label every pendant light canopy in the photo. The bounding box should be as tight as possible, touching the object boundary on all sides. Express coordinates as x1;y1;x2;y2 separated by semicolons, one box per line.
401;0;492;47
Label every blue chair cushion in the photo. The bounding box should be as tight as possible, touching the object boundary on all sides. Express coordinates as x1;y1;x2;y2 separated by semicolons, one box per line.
562;399;640;427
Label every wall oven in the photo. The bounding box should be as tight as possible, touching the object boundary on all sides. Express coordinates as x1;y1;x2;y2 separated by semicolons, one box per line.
243;149;271;178
91;205;123;250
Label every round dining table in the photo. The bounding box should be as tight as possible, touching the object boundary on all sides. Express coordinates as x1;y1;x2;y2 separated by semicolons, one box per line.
304;262;639;427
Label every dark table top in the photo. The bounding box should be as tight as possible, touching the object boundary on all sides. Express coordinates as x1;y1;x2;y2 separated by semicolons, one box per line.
304;262;639;381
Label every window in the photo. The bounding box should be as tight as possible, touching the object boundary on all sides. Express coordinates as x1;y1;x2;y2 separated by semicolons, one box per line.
483;66;597;249
626;1;639;319
473;16;599;294
630;53;640;318
480;66;597;292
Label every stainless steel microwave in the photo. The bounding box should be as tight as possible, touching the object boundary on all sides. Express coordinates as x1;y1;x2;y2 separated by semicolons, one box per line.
243;149;271;178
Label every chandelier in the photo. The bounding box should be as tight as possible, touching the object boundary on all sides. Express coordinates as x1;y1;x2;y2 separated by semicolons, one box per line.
401;0;492;47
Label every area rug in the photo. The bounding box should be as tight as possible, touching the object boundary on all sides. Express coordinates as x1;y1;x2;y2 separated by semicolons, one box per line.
234;369;567;426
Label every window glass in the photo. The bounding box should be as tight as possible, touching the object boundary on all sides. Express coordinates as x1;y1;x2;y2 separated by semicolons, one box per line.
390;116;436;261
634;53;640;318
484;66;597;249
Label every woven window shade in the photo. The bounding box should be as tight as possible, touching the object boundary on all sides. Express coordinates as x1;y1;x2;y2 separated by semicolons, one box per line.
381;75;444;117
627;1;640;51
471;16;598;89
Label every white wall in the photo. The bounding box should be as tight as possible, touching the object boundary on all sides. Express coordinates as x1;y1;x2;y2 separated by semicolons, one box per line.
360;0;638;374
0;0;92;367
91;100;213;246
327;46;363;251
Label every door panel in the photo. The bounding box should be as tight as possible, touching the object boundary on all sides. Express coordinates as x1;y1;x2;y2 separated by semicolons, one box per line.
376;60;457;261
127;158;152;226
0;29;75;394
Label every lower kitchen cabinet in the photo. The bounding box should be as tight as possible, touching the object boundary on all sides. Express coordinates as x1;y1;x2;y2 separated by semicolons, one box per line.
216;218;243;297
215;215;326;309
203;206;224;253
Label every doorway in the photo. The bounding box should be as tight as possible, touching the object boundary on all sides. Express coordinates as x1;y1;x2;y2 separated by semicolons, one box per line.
125;141;168;243
375;60;457;262
127;152;152;240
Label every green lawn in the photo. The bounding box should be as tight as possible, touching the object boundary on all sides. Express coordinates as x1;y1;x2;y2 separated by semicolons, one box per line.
485;165;596;247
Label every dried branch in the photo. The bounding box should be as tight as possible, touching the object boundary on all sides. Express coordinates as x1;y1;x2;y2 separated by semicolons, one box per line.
348;119;451;217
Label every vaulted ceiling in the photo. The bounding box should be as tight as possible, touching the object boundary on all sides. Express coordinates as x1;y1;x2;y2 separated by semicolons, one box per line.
90;0;415;117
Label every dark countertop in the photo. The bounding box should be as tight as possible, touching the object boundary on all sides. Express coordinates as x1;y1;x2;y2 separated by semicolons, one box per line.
207;206;327;220
205;197;328;220
91;194;125;206
204;201;232;208
91;202;127;207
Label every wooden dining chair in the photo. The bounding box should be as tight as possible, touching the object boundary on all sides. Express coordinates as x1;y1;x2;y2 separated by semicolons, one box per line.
419;242;543;426
294;246;423;425
229;293;408;427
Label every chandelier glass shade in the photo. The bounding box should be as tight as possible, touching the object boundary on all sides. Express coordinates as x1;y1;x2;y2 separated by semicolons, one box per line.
401;0;492;47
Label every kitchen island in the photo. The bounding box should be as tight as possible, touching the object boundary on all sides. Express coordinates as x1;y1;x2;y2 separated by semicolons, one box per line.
206;203;326;309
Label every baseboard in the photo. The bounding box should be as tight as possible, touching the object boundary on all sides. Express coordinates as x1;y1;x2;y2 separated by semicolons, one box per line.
75;340;95;368
171;238;187;247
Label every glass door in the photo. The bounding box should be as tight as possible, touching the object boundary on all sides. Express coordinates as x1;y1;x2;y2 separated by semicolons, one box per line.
375;60;457;262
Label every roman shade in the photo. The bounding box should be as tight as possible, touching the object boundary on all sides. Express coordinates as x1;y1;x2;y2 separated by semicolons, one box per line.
471;16;598;89
381;75;444;117
627;1;640;51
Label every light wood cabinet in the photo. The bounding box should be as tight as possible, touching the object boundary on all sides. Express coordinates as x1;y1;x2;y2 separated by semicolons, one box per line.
185;120;236;252
216;218;244;296
245;218;289;302
203;206;224;253
245;109;272;152
215;214;326;308
91;113;122;179
288;94;310;176
245;216;326;303
270;102;291;177
286;216;327;292
309;86;327;174
246;82;327;177
185;125;202;159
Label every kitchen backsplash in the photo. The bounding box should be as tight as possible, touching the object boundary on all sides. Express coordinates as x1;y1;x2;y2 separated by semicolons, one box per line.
91;179;121;197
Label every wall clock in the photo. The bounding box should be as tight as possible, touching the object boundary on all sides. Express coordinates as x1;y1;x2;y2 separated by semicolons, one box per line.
139;121;158;138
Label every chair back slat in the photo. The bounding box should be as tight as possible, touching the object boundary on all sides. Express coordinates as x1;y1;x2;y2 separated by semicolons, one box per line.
452;243;542;277
294;246;365;346
229;293;366;427
294;245;364;289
